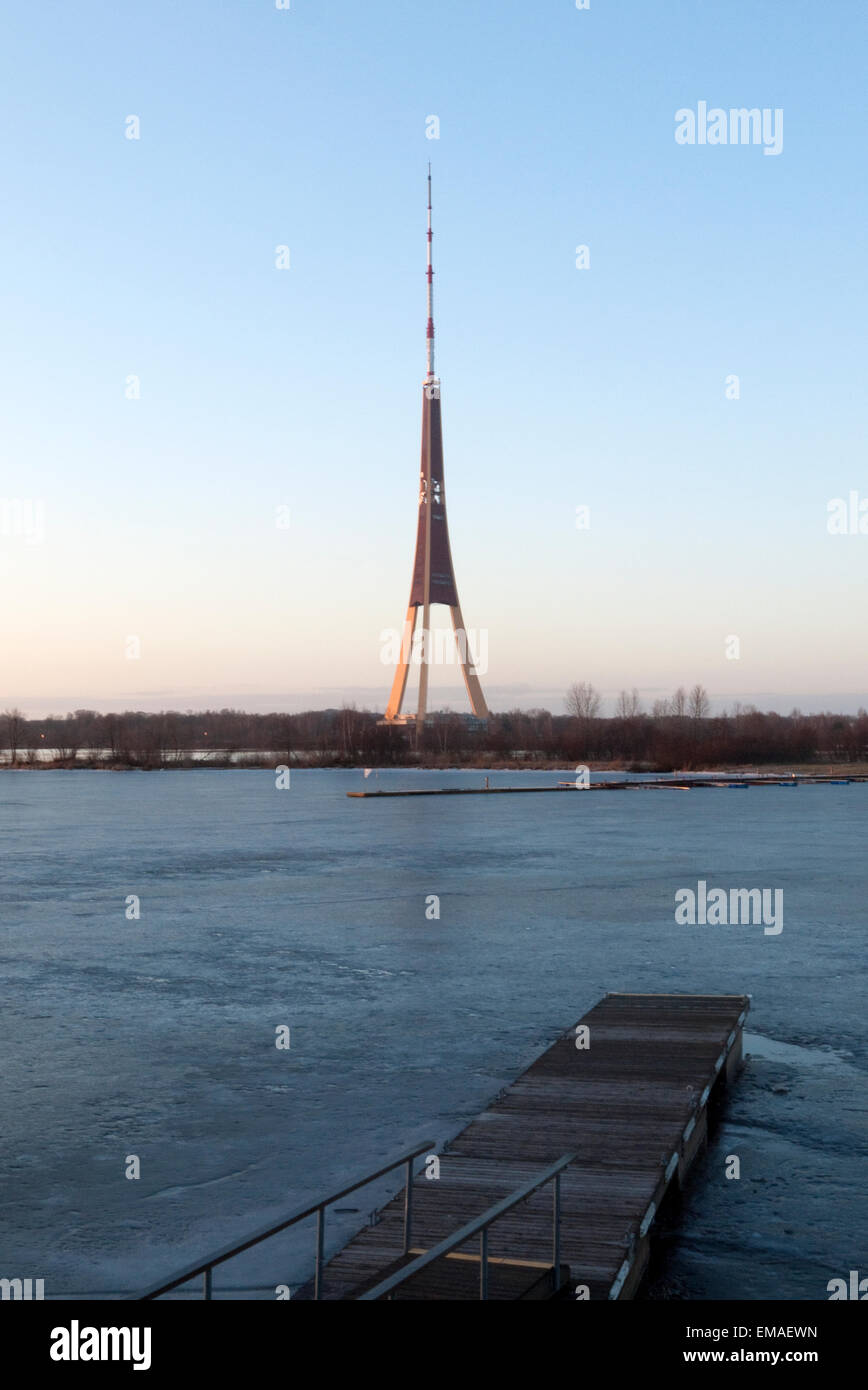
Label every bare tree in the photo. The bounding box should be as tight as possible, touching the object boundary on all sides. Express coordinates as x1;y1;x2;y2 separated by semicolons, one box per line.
433;707;460;754
652;698;671;718
566;682;600;720
689;684;710;720
338;702;362;758
54;712;82;763
616;688;642;719
72;709;103;763
160;713;189;765
273;714;296;768
671;686;687;718
3;708;25;765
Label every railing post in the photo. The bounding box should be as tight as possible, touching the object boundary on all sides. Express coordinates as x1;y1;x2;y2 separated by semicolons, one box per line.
403;1156;413;1253
315;1206;325;1301
552;1173;562;1293
134;1140;435;1302
358;1154;575;1303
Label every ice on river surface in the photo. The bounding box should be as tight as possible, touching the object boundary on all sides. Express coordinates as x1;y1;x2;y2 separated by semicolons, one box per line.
1;768;865;1298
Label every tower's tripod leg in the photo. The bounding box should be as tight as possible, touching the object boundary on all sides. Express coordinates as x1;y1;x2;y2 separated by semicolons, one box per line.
384;605;418;721
416;601;431;723
449;603;489;718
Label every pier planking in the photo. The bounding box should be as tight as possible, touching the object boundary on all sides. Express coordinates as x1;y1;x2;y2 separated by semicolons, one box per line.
299;992;749;1300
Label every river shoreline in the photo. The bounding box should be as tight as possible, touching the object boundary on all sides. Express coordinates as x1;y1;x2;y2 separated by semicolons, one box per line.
2;759;867;776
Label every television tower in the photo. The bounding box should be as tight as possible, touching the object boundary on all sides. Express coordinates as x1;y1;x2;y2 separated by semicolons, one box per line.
383;168;489;724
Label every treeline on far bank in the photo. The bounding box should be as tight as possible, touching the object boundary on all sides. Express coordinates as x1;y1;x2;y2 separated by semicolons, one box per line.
3;702;868;769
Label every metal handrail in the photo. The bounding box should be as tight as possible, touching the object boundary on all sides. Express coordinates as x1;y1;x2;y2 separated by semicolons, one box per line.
135;1140;435;1300
358;1152;575;1301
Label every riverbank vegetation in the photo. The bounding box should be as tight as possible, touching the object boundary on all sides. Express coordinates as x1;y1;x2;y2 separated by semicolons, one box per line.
3;688;867;771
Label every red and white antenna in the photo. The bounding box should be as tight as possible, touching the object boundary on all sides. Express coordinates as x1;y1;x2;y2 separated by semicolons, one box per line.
426;163;435;382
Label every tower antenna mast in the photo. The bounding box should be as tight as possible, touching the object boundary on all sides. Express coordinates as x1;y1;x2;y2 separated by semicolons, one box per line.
426;163;435;382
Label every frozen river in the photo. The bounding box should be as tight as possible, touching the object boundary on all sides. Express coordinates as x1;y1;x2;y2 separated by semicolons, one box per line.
1;768;865;1299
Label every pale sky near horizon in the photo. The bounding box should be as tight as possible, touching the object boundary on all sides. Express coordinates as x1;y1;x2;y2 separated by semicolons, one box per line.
1;1;866;718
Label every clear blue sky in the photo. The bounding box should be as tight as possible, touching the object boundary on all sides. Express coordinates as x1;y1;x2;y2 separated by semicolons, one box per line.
1;1;866;716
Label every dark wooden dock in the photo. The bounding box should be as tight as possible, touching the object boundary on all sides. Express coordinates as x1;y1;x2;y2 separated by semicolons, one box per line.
347;776;863;797
298;992;750;1300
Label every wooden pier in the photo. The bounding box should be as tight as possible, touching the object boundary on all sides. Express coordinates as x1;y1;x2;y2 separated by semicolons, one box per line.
348;775;863;798
298;992;750;1300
